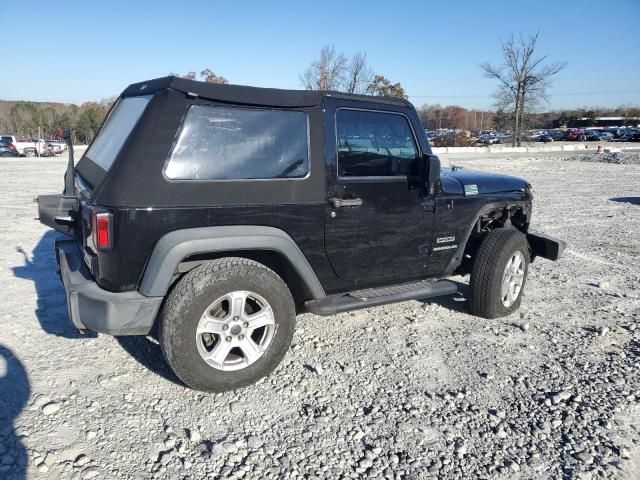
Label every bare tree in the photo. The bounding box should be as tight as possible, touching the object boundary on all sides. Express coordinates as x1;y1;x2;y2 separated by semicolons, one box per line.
481;32;565;146
176;72;196;80
300;45;347;91
345;51;374;94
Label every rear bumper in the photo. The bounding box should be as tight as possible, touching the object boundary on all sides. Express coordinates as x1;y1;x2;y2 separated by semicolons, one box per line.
527;230;566;261
56;239;162;335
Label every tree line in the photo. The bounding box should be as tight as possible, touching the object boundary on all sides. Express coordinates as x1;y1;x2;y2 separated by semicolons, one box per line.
3;96;636;147
0;100;111;145
418;105;495;131
1;40;637;145
417;104;640;132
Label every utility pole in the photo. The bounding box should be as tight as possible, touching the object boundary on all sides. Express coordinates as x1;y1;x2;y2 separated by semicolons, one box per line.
480;111;484;131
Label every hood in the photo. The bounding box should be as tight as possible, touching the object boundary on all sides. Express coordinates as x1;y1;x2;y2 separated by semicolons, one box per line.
441;168;530;196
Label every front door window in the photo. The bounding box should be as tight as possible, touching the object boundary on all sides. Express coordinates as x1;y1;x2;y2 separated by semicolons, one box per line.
336;109;419;179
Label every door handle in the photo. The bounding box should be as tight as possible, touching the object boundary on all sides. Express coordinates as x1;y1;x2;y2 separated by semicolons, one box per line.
331;197;363;208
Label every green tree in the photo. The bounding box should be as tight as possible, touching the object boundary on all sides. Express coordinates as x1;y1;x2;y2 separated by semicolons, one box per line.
366;75;407;98
75;104;108;144
492;108;511;132
557;111;578;128
584;110;597;127
8;103;39;137
170;69;228;83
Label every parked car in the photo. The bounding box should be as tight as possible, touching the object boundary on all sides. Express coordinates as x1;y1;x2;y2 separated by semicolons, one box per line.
584;131;602;141
44;141;64;155
0;139;19;157
612;128;631;139
480;133;502;144
526;131;546;141
45;139;67;153
37;76;565;392
614;131;639;142
567;130;587;141
539;130;566;142
597;131;614;140
0;135;48;156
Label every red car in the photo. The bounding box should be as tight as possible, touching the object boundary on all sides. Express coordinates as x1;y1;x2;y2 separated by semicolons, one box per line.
566;130;587;141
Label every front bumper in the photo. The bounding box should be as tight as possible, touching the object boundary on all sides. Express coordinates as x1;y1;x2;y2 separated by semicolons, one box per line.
527;230;566;261
56;239;162;335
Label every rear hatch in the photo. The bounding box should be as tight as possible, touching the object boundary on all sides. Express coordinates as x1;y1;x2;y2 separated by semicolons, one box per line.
37;95;152;247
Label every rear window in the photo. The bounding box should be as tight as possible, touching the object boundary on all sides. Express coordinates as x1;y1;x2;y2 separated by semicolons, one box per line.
164;105;309;181
85;95;151;171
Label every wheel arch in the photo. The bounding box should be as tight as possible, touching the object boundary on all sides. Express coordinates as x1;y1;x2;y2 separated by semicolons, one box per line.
444;200;531;275
138;226;326;302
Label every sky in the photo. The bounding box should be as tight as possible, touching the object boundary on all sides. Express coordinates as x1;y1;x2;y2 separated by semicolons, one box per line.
1;0;639;111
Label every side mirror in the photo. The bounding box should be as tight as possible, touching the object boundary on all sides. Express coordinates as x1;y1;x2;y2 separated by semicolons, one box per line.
425;154;441;195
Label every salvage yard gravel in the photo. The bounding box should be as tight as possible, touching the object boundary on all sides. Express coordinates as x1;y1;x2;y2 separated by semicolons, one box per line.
568;151;640;165
1;152;639;479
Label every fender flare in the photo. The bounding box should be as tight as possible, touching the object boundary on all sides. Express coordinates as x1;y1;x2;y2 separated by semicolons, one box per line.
443;200;529;274
138;226;326;299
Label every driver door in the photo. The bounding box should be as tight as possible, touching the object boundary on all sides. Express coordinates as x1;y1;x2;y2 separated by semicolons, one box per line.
323;104;436;285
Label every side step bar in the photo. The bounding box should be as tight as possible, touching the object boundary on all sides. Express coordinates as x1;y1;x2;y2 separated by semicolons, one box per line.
304;279;458;316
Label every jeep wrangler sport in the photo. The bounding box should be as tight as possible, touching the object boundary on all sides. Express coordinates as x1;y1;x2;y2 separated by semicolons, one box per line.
37;77;565;392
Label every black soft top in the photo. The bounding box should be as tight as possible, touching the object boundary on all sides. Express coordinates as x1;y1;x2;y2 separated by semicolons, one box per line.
122;76;412;108
79;76;421;207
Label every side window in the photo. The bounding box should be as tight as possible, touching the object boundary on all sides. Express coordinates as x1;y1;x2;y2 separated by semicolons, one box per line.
336;109;419;178
165;105;309;180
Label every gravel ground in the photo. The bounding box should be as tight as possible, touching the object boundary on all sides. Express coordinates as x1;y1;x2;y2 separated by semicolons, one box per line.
568;152;640;165
0;153;639;480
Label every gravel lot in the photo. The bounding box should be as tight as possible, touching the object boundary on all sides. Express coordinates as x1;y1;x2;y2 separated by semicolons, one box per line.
1;152;639;479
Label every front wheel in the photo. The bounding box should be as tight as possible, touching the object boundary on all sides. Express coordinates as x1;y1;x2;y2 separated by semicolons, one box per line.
469;229;530;319
158;257;296;392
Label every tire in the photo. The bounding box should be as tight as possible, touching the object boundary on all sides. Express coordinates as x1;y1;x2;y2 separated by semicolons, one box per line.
158;257;296;392
469;228;530;319
24;149;37;157
1;151;16;157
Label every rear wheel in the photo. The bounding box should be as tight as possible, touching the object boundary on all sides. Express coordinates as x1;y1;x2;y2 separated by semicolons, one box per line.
469;228;530;319
159;257;296;392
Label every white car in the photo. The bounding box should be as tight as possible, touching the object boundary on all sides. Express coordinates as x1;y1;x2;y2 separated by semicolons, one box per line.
0;135;65;156
44;140;67;155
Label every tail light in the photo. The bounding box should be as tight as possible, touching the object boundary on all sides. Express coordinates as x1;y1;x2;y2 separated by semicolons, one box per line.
91;210;113;251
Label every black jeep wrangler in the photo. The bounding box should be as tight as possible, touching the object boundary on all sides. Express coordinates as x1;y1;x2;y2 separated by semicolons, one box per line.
37;77;564;392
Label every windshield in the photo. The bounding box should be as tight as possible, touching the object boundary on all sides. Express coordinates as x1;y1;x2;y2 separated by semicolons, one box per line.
85;95;152;171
